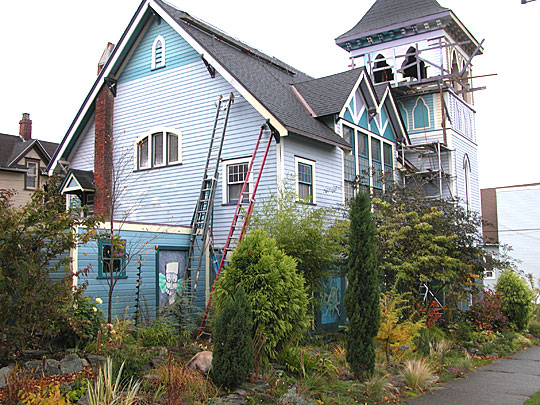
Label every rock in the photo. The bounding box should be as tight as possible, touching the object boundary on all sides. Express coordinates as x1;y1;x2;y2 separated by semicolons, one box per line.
25;360;44;377
44;359;61;376
186;351;212;374
0;366;13;388
240;379;270;393
233;389;247;396
21;349;48;357
60;353;84;374
81;358;89;368
86;354;107;371
279;386;315;405
211;393;246;404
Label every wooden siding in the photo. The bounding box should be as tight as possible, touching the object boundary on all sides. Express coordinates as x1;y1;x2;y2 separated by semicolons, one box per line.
399;94;435;135
69;19;275;247
496;185;540;285
77;227;192;319
69;117;95;171
118;18;200;84
449;131;480;213
447;92;476;144
283;133;343;209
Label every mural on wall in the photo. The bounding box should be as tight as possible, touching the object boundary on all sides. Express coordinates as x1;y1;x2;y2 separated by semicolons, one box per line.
321;276;342;325
158;249;186;306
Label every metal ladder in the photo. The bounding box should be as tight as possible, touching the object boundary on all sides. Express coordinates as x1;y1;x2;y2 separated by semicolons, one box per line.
183;93;234;306
197;120;278;338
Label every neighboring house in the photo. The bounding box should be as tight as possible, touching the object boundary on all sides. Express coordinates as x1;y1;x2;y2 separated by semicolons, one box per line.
47;0;483;324
0;113;59;206
481;184;540;289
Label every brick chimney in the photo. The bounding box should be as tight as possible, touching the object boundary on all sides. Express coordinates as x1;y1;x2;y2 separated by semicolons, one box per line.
19;113;32;141
97;43;115;75
93;83;114;218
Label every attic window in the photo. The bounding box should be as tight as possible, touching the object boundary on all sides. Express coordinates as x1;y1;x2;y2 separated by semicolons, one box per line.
152;35;166;70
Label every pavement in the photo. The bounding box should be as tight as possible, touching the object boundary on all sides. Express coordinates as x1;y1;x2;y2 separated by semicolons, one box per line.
408;345;540;405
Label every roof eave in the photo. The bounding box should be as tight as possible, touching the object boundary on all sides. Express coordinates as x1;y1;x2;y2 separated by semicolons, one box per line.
286;126;351;151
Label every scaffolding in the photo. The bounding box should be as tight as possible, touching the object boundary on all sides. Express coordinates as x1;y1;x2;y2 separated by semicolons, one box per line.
400;141;455;200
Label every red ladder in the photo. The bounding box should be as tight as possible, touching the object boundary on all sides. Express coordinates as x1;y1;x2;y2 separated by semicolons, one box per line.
197;120;278;338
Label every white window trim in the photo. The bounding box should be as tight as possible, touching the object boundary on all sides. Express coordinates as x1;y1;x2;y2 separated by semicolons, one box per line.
25;160;39;190
151;35;166;70
412;96;431;130
484;269;496;280
134;127;182;171
295;156;316;204
221;157;253;204
463;153;471;213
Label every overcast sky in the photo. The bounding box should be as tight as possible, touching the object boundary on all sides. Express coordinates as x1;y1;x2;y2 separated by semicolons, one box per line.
0;0;537;188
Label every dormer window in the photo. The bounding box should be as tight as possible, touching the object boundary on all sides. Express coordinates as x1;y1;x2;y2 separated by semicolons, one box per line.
152;35;166;70
135;129;182;171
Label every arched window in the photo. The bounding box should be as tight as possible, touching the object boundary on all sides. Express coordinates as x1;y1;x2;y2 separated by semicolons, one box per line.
152;35;166;70
451;51;462;96
373;54;394;83
462;62;473;104
412;97;430;130
463;154;471;213
135;128;181;170
402;46;426;80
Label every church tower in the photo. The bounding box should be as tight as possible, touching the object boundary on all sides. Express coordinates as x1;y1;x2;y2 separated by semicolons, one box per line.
336;0;483;213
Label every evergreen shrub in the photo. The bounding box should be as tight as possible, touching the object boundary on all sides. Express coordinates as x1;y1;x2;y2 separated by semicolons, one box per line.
345;192;380;380
496;270;534;331
213;229;309;364
212;287;253;389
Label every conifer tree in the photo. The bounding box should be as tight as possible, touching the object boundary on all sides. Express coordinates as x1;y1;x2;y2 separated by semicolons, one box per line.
345;192;380;380
212;287;254;389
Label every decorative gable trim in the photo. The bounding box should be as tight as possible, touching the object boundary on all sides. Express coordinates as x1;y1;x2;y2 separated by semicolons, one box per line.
8;140;53;168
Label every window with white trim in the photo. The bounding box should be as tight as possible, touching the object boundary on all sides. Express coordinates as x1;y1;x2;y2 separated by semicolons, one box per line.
152;35;166;70
222;158;251;204
295;156;315;204
135;129;182;170
25;160;39;189
463;154;471;213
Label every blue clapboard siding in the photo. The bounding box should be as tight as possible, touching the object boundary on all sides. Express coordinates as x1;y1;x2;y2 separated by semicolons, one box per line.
283;133;343;209
118;18;200;84
77;227;191;319
68;19;277;247
49;251;71;281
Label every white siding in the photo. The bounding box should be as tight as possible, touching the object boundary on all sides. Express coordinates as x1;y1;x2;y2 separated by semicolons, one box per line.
70;117;95;171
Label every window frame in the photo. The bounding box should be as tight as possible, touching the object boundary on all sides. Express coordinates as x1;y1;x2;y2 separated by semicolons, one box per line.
295;156;316;204
151;35;166;70
25;159;39;190
98;239;127;279
222;157;253;205
134;128;182;171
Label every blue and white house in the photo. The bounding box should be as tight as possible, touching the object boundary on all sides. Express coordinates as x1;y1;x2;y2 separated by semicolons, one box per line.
48;0;482;325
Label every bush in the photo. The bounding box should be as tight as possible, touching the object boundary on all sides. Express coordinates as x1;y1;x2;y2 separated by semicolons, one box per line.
466;289;508;332
137;319;177;347
213;229;309;364
212;287;254;389
60;293;105;348
496;270;534;331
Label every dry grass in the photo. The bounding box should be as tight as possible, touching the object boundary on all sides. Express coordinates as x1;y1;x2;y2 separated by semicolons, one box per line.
363;373;395;400
400;358;436;392
154;356;218;404
430;339;453;358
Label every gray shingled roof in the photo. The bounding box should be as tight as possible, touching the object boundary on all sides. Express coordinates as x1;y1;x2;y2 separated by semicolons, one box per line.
69;169;95;190
0;133;59;168
155;0;350;149
337;0;449;40
293;69;364;117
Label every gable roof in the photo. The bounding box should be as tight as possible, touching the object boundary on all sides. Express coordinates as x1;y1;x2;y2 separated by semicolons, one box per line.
337;0;449;40
60;169;95;194
292;68;365;118
49;0;351;173
0;133;58;170
155;0;350;148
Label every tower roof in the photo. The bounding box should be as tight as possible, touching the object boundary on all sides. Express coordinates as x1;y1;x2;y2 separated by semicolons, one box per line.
337;0;449;40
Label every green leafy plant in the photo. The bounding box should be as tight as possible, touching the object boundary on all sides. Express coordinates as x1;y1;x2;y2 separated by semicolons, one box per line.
87;357;141;405
212;287;254;389
137;319;177;347
345;192;380;380
21;384;71;404
496;269;534;331
248;182;347;297
466;289;509;332
213;229;310;364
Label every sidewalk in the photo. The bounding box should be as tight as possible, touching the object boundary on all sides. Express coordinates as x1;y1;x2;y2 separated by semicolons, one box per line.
408;345;540;405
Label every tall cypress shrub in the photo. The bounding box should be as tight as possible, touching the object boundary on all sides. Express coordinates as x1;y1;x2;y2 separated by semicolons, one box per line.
345;192;380;380
212;287;254;389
